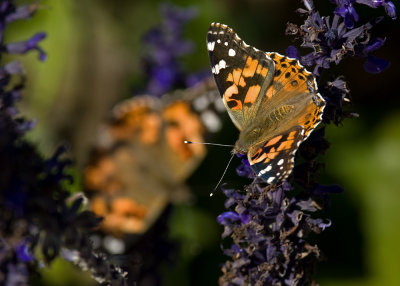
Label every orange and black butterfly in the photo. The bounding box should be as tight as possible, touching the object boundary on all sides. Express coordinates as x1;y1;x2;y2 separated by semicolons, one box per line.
207;23;325;184
84;78;224;243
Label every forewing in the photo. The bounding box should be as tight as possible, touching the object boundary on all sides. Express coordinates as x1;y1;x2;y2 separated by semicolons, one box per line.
248;126;305;184
207;22;275;130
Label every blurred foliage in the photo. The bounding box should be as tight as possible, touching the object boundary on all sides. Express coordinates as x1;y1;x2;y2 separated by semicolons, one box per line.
8;0;400;285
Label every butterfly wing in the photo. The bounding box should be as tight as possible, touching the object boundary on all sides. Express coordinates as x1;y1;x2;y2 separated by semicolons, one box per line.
264;52;325;139
248;126;305;184
207;23;275;130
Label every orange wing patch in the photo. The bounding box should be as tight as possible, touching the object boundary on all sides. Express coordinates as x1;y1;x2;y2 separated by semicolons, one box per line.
162;101;205;160
224;83;242;110
244;85;261;104
265;135;283;147
109;105;162;145
277;139;294;152
243;57;259;77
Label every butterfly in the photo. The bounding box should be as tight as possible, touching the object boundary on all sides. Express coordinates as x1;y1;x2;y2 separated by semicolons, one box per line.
84;78;224;241
207;23;325;184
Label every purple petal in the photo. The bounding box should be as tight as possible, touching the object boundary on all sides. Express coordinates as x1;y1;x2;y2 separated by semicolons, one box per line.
286;45;300;59
384;2;397;19
240;213;251;224
349;5;359;22
365;37;386;53
363;55;390;73
303;0;315;11
217;211;240;225
5;4;38;22
6;32;47;61
335;6;348;17
15;242;35;262
344;13;355;28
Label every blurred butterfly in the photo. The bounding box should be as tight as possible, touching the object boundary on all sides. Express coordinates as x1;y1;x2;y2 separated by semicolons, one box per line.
84;78;224;244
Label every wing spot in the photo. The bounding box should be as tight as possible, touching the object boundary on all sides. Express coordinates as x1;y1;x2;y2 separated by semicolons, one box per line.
213;60;227;74
228;48;236;56
277;159;284;165
244;85;261;104
291;80;298;86
285;72;291;78
265;135;283;147
207;41;215;51
267;176;275;184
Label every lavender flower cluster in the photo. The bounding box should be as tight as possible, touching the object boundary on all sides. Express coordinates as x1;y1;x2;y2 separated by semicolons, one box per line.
217;0;396;285
142;3;199;97
0;1;128;285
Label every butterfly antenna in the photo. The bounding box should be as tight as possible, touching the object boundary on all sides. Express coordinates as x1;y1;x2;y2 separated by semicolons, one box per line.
184;140;234;148
210;153;235;197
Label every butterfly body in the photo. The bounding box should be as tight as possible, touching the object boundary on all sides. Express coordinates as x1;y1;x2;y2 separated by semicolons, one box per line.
207;23;325;184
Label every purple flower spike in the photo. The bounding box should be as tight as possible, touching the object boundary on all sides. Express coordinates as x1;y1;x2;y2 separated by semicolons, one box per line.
142;3;198;97
0;2;128;284
219;0;396;284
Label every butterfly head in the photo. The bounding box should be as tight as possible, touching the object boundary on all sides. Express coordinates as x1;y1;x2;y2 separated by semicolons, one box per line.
233;124;266;155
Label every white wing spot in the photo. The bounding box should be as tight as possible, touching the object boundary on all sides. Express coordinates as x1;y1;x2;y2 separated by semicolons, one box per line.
224;42;228;46
217;39;221;43
207;41;215;51
277;159;284;165
228;49;236;57
265;165;272;172
267;177;275;184
213;59;227;74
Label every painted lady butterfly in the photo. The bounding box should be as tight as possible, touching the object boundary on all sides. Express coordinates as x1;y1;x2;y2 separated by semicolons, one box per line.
84;78;224;240
207;23;325;184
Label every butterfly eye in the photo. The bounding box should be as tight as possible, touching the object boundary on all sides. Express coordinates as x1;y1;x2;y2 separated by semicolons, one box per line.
250;128;261;136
